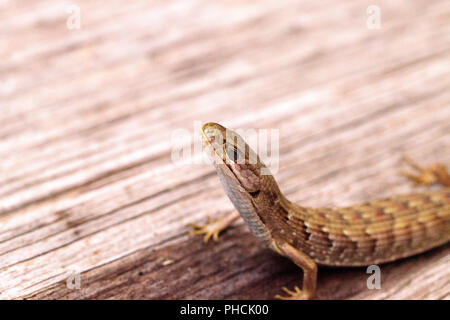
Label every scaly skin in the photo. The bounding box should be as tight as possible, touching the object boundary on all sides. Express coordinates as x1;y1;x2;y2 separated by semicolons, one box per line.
192;122;450;299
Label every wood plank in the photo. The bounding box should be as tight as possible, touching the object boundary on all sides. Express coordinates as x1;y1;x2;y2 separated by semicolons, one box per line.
0;0;449;299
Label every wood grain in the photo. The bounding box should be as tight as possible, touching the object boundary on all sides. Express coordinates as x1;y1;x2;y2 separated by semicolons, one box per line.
0;0;449;299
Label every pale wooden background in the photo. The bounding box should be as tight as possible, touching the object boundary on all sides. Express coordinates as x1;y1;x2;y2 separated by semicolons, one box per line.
0;0;449;300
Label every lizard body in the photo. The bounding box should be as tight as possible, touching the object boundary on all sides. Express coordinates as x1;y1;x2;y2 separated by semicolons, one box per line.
191;122;450;299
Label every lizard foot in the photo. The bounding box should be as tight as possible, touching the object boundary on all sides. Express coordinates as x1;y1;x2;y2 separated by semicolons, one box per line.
188;211;240;244
401;156;450;187
275;286;311;300
188;217;227;243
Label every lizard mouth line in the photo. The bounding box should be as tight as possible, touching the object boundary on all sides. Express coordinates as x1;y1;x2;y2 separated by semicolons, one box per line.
200;123;232;168
200;128;241;183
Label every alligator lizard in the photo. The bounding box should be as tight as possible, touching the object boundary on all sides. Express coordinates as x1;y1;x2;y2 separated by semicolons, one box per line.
189;122;450;299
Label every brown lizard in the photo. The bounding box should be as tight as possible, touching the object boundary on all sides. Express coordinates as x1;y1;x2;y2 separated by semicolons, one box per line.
189;122;450;299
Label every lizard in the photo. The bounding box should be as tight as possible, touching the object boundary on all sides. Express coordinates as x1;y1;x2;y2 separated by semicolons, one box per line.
189;122;450;299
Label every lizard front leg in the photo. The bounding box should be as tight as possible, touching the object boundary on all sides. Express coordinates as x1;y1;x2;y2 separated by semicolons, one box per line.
275;242;318;300
188;210;240;243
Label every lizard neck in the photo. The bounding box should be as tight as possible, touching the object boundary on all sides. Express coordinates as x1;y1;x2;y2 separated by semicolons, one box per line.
214;164;273;245
248;175;305;244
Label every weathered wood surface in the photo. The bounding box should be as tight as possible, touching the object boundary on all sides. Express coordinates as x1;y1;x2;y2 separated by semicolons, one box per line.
0;0;449;300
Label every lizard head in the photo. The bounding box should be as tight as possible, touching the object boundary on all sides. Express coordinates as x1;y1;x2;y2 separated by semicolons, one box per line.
201;122;264;195
200;122;285;246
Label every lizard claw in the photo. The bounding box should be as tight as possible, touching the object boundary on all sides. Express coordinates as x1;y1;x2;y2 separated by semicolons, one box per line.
401;156;450;187
188;217;224;243
275;286;309;300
